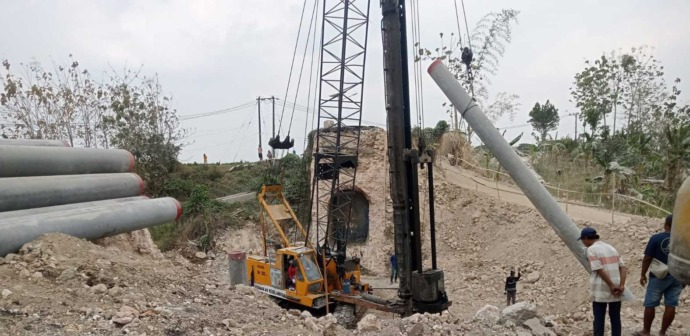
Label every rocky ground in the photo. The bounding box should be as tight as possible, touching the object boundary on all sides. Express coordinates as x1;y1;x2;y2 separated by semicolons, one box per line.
0;234;561;336
1;127;689;335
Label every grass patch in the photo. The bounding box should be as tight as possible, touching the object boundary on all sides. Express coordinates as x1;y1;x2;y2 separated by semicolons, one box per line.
151;184;259;252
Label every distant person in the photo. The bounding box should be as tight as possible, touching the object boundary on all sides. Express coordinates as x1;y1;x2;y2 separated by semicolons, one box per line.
639;215;686;336
579;227;627;336
287;259;296;290
203;153;208;164
267;149;273;161
258;146;263;161
505;269;521;306
390;253;398;284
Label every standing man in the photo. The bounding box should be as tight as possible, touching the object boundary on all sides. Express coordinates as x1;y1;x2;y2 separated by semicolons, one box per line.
639;215;685;336
505;268;521;306
258;146;263;161
579;227;627;336
390;252;398;284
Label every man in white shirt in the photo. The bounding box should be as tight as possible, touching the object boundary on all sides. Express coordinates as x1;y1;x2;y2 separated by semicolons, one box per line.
579;227;627;336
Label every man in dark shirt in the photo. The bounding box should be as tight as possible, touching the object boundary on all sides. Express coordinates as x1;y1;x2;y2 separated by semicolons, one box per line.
639;215;686;336
390;253;398;284
505;269;521;306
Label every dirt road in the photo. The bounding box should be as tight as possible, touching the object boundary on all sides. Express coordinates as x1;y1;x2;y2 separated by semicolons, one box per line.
440;161;639;225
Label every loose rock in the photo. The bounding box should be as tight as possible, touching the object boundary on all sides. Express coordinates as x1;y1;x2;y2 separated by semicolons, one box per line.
500;302;538;325
90;284;108;294
474;304;500;326
523;318;556;336
1;289;12;299
357;314;382;332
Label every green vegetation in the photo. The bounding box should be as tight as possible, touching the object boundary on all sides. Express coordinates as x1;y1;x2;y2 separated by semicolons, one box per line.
151;154;312;252
150;185;259;252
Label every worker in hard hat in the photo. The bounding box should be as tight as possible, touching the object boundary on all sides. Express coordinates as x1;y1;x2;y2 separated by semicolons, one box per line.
639;215;686;336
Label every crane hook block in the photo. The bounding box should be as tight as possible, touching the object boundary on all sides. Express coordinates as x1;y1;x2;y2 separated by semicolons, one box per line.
268;134;295;150
461;47;473;68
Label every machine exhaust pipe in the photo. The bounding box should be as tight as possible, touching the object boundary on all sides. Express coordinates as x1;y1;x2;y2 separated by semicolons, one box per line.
0;197;182;256
0;146;134;177
0;173;145;212
0;196;148;220
427;59;589;271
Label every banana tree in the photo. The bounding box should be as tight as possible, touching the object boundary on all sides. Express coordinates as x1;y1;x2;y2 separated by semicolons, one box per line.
662;124;690;189
494;131;523;180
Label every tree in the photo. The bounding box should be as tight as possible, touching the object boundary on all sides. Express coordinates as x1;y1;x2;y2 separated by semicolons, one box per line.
571;55;611;137
101;70;185;195
1;56;185;195
418;9;520;141
413;120;450;148
528;100;560;143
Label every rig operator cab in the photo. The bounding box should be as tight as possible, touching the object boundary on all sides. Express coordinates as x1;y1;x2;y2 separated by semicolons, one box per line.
247;246;328;309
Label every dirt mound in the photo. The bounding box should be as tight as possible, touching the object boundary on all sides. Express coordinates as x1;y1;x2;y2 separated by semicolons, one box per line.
0;233;321;335
94;229;163;259
438;130;474;166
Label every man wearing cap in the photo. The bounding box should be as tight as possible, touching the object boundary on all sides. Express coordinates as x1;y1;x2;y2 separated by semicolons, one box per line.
579;227;627;336
639;215;685;336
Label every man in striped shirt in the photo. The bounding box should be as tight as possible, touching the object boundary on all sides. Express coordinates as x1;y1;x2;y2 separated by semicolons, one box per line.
579;227;627;336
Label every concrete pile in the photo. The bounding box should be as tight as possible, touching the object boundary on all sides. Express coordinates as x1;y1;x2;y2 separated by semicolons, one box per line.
0;139;181;256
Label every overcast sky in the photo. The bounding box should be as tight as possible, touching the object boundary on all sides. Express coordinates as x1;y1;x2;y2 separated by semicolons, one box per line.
2;0;689;163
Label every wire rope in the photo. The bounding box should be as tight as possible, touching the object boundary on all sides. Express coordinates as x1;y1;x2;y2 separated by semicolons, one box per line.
303;0;320;151
286;0;319;137
277;0;309;137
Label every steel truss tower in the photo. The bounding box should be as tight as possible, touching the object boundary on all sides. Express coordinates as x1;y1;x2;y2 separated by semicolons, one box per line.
312;0;371;259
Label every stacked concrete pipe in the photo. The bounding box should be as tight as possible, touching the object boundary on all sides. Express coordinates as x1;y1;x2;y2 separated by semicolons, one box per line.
0;140;181;256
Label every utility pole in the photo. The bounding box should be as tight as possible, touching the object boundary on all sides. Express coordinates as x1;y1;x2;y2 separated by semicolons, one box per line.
566;112;579;140
257;97;263;151
271;96;276;138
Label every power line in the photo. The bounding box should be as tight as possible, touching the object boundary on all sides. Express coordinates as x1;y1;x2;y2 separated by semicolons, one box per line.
276;99;386;127
179;101;255;121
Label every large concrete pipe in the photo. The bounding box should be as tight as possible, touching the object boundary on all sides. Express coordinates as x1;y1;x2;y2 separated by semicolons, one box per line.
0;196;148;220
0;139;70;147
0;145;134;177
0;173;144;212
0;197;181;256
427;60;589;271
669;176;690;285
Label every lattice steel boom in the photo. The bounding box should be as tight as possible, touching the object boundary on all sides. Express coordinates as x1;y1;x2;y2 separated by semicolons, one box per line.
312;0;371;258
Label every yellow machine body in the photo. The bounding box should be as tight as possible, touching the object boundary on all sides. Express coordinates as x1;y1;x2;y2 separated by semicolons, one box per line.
247;246;328;309
245;184;373;310
670;176;690;285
